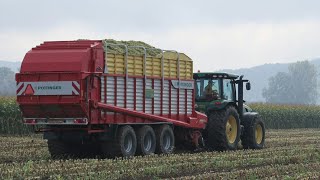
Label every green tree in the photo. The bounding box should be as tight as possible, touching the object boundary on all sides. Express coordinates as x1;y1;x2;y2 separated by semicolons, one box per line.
262;61;318;105
0;67;16;96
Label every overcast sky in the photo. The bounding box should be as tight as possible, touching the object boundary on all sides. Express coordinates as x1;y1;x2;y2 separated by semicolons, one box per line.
1;0;320;71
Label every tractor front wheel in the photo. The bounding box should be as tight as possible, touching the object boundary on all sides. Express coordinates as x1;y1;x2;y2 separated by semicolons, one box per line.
241;115;266;149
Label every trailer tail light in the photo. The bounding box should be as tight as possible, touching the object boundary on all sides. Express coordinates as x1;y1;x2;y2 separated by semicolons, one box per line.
73;118;88;124
24;119;36;124
199;119;206;123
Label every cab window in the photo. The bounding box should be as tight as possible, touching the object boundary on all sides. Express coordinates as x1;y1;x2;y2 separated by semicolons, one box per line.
195;78;220;101
223;79;233;101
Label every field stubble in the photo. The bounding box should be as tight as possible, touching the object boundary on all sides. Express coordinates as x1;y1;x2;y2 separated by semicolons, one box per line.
0;129;319;179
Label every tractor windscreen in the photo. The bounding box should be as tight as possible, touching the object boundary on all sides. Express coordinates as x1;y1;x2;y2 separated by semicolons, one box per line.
195;78;220;101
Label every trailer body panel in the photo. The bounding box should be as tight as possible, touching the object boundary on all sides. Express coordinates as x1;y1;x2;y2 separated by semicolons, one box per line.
16;40;207;129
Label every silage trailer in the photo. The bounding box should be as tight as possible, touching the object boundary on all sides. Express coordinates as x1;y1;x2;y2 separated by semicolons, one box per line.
16;40;207;158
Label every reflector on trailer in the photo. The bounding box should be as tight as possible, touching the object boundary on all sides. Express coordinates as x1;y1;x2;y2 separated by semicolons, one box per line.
24;84;34;95
73;118;88;124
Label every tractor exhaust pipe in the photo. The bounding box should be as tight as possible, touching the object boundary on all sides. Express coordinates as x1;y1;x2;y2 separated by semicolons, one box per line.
237;75;244;119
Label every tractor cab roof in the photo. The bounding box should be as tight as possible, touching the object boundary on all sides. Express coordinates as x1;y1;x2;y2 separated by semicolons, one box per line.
193;72;239;79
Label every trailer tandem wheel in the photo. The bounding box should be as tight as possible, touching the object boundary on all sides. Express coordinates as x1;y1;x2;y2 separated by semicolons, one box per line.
136;125;156;155
101;125;137;158
47;140;71;159
155;125;175;154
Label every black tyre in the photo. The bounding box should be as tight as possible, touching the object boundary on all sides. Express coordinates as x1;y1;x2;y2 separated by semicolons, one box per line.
206;106;241;151
47;140;71;159
136;125;156;156
100;141;116;158
101;125;137;158
155;125;175;154
241;115;266;149
77;142;101;158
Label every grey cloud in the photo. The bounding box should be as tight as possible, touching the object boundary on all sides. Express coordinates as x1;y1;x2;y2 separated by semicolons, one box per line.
1;0;319;33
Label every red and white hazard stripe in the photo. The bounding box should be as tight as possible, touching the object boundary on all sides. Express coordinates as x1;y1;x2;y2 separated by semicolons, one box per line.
72;81;80;95
16;82;26;95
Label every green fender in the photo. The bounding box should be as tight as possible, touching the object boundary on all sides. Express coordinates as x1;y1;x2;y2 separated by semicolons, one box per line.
195;100;237;114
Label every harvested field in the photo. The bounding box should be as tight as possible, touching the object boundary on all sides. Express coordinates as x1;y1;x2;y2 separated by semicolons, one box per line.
0;129;319;179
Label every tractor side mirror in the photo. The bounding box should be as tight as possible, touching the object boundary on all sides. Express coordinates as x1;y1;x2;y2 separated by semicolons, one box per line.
246;82;251;90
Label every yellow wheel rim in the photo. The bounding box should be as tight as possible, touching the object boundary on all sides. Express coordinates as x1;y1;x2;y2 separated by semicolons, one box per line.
226;116;237;144
255;124;263;144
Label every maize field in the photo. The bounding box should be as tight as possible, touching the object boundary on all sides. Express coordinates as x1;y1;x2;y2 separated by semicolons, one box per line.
0;97;31;135
250;103;320;129
1;97;320;135
0;129;319;179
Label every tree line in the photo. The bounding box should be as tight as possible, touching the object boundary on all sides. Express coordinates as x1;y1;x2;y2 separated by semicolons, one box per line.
262;61;318;105
0;67;16;96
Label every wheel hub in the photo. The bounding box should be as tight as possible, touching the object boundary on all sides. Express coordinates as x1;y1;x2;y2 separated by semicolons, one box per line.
163;132;171;150
144;133;152;151
124;134;133;153
255;124;263;144
226;116;237;144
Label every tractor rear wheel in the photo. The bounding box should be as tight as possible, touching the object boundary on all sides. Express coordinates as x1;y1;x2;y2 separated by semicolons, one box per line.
206;106;241;151
155;125;175;154
241;115;266;149
136;125;156;156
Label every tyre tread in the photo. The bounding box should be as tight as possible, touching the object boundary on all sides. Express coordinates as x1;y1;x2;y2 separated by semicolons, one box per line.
206;106;240;151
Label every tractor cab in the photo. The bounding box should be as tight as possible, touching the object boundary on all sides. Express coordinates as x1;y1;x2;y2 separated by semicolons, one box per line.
193;72;264;151
194;72;238;101
194;72;251;114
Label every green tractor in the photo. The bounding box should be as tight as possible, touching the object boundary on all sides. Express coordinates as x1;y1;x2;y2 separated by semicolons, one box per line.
194;72;266;151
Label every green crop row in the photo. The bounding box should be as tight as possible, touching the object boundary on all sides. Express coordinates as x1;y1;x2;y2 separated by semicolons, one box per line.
249;103;320;129
0;97;32;135
0;97;320;134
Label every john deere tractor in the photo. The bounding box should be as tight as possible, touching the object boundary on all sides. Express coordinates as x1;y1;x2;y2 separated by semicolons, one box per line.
194;72;265;151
